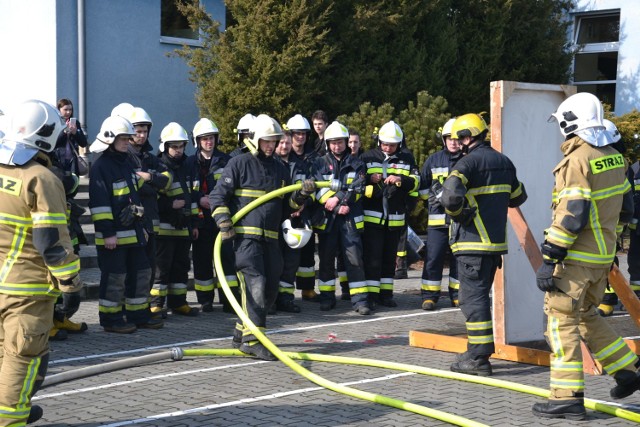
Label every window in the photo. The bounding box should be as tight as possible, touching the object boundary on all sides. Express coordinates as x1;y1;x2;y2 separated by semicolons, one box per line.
572;11;620;109
161;0;200;44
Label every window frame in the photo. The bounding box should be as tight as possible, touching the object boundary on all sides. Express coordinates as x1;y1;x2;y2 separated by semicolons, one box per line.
159;0;203;47
570;9;620;106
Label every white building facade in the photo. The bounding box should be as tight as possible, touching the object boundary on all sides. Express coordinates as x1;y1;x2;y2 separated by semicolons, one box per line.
571;0;640;115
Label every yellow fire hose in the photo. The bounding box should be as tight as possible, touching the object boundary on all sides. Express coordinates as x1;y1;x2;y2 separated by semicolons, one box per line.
212;181;640;425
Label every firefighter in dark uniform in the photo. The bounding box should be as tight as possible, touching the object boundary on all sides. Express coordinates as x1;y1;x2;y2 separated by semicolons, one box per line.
89;115;163;333
151;123;200;317
0;100;82;425
361;121;419;308
312;121;369;313
287;114;320;302
126;107;170;296
441;113;527;376
210;114;314;360
273;128;315;313
419;118;462;310
186;118;239;313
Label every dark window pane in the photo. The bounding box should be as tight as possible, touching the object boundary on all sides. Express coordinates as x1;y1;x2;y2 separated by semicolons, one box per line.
574;52;618;81
577;15;619;44
161;0;198;40
576;84;616;110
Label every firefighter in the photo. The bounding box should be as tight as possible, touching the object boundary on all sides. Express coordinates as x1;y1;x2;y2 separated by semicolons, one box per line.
126;107;170;296
419;118;462;310
89;115;163;333
441;113;527;376
287;114;320;302
229;113;256;158
312;121;369;313
532;93;640;420
0;100;82;425
596;119;636;316
186;118;239;313
151;123;200;317
273;129;305;313
361;121;419;308
337;129;363;299
210;114;314;360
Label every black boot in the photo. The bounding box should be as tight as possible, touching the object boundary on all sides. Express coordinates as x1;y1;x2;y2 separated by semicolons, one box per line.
27;405;43;424
611;370;640;399
239;341;277;361
532;399;586;420
394;256;408;279
319;291;336;311
450;355;492;376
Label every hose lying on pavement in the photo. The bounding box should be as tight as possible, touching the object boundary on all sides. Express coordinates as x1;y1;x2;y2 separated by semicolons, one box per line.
42;182;640;425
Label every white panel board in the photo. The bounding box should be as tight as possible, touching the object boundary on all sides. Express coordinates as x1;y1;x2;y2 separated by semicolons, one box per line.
491;81;574;343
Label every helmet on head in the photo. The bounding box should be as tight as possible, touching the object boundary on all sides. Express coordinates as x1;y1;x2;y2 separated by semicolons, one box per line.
549;92;605;137
111;102;135;118
192;118;219;148
286;114;311;132
378;120;403;145
236;113;256;144
451;113;488;140
0;99;65;165
245;114;283;156
159;122;189;152
550;92;614;146
128;107;153;129
90;115;135;153
603;119;621;143
282;218;313;249
438;118;456;144
324;121;349;151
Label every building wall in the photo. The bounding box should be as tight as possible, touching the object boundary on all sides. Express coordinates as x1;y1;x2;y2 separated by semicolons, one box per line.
0;0;225;152
0;0;59;108
573;0;640;115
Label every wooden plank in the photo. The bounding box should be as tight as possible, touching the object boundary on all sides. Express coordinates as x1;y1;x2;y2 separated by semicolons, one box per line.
508;206;543;271
410;330;550;367
609;265;640;331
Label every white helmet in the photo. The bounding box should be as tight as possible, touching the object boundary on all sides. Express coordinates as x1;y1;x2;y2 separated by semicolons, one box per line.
246;114;283;156
128;107;153;128
159;122;189;152
378;120;403;144
603;119;621;143
286;114;311;132
236;113;256;144
282;219;313;249
111;102;135;118
549;92;605;137
324;121;349;141
0;100;65;165
192;118;219;148
90;115;135;153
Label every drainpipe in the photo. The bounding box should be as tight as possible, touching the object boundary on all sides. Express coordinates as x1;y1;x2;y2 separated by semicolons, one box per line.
77;0;88;170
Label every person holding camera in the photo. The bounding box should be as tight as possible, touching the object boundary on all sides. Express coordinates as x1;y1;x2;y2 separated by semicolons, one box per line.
151;123;200;317
89;115;163;333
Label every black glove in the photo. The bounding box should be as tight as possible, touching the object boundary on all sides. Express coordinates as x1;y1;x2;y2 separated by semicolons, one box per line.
217;218;236;241
536;262;557;292
383;183;398;199
451;206;477;226
300;179;316;196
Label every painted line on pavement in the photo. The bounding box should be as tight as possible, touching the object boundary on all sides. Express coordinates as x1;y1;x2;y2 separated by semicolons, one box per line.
50;308;459;365
98;372;416;426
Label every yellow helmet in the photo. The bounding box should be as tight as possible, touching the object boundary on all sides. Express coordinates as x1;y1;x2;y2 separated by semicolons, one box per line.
451;113;488;139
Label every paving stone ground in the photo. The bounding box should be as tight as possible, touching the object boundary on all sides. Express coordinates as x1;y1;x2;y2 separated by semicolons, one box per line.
33;255;640;427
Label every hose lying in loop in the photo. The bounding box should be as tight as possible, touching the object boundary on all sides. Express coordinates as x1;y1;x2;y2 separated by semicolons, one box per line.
182;349;640;424
214;181;640;425
214;181;487;427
